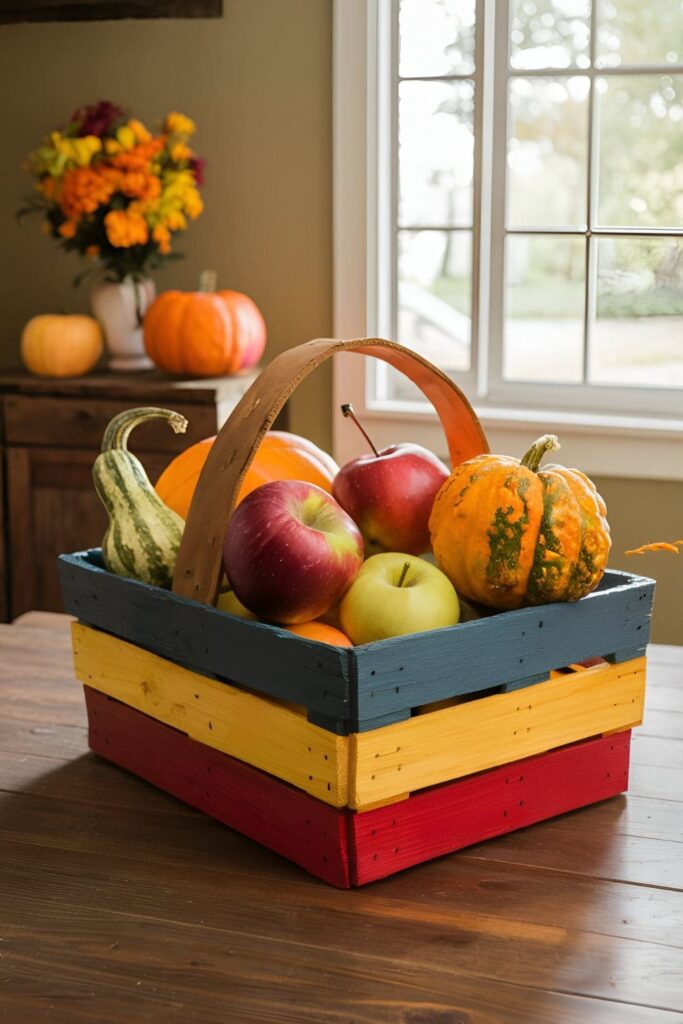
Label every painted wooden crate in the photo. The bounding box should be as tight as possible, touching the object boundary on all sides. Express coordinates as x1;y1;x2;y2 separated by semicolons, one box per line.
72;621;646;812
84;686;632;887
59;549;654;736
59;338;656;883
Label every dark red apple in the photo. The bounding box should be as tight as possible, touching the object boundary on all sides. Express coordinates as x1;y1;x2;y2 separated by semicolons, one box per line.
223;479;364;625
333;404;449;555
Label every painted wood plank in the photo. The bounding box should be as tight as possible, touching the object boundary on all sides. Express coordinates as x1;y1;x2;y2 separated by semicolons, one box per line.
71;623;349;807
73;622;645;812
352;731;631;884
352;571;654;725
59;551;654;734
84;687;350;888
350;657;646;809
83;687;632;889
59;551;351;719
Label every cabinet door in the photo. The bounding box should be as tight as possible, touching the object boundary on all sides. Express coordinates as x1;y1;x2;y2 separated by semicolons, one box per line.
6;447;169;618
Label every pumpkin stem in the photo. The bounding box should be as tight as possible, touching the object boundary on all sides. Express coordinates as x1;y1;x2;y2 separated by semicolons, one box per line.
397;561;411;588
341;403;380;457
101;407;188;453
199;269;218;293
520;434;561;473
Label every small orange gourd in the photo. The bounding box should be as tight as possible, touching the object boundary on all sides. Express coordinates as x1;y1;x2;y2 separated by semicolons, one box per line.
429;434;611;610
156;430;339;520
143;271;266;377
21;314;103;378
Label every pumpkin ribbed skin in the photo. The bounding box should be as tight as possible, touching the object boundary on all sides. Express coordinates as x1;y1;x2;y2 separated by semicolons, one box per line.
429;435;611;610
143;290;243;377
155;430;339;520
21;314;102;377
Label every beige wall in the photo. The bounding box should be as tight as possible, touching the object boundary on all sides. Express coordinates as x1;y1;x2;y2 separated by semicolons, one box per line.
1;4;680;643
0;0;333;440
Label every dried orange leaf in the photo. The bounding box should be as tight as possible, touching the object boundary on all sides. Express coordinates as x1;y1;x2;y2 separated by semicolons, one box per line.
625;541;682;556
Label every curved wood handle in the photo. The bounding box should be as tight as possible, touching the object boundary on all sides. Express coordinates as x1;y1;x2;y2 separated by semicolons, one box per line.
172;337;489;604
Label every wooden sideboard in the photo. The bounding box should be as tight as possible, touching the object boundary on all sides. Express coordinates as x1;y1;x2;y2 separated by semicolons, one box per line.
0;369;257;621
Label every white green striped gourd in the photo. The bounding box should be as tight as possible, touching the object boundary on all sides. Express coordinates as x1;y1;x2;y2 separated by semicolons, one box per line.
93;407;188;588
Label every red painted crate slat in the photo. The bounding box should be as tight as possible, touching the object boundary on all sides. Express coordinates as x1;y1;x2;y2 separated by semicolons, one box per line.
84;687;631;888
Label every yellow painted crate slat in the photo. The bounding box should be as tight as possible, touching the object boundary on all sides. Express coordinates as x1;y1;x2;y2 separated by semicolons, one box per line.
72;623;646;812
71;623;348;806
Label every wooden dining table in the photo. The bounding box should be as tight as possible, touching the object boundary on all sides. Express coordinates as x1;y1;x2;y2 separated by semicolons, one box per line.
1;611;682;1024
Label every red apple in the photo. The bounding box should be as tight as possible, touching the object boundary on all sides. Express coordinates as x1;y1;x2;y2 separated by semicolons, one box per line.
223;479;364;624
333;404;449;555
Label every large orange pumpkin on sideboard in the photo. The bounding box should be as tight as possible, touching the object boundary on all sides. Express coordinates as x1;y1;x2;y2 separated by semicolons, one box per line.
143;273;267;377
156;430;339;520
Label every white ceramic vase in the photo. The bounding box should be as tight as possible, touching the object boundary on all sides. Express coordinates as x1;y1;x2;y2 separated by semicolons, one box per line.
90;276;156;371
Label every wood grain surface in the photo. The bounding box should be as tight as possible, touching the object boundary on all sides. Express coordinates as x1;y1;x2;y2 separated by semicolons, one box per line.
1;614;682;1023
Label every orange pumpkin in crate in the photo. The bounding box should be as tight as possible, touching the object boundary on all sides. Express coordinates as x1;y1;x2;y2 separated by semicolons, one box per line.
143;271;266;377
156;430;339;520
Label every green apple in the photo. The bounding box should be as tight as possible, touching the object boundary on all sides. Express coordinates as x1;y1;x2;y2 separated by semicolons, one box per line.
340;552;460;645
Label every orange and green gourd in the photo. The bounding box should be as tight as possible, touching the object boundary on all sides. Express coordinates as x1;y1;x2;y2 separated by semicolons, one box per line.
429;434;611;610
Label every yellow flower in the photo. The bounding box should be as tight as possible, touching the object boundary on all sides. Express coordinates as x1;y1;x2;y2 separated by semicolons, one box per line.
164;209;188;232
115;125;136;151
128;118;152;143
184;189;203;220
165;111;196;136
105;139;121;155
50;132;102;167
170;142;193;163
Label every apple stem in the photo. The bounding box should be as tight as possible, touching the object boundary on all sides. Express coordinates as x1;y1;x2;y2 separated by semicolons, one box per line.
397;561;411;588
341;403;380;457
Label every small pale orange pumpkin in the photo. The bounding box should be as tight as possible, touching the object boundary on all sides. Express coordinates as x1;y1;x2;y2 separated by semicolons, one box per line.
21;314;103;378
155;430;339;520
143;271;266;377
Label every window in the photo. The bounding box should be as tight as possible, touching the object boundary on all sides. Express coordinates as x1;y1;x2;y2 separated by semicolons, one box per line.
333;0;683;478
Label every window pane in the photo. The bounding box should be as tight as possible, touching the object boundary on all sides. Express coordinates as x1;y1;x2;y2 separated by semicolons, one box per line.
595;0;683;69
597;75;683;228
510;0;591;71
504;235;585;382
507;77;589;228
399;81;474;228
396;230;471;378
399;0;476;77
591;237;683;387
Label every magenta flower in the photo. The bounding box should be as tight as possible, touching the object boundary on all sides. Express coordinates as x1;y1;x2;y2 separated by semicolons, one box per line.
189;156;206;186
71;101;126;138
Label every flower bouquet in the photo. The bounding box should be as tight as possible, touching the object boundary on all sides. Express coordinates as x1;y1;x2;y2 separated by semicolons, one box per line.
20;100;204;283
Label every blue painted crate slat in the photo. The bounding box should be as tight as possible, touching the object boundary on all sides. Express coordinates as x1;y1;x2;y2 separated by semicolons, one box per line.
58;551;351;719
59;551;655;736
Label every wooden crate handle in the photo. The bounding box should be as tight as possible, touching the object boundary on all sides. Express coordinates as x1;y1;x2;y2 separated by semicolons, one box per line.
172;337;489;604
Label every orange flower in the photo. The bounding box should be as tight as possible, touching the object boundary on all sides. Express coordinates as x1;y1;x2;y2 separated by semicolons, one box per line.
104;209;148;248
152;223;172;254
58;220;77;238
41;176;57;200
128;118;152;144
60;166;114;219
109;139;164;173
85;244;100;257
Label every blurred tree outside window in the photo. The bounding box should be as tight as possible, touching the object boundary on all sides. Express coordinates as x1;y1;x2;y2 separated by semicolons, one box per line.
381;0;683;409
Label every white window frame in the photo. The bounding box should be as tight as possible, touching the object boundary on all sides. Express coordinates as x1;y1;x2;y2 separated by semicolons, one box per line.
332;0;683;481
